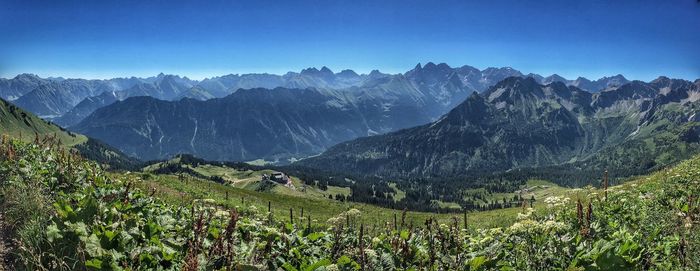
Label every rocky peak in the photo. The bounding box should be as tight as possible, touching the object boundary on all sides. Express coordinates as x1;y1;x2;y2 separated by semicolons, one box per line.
319;66;334;76
543;74;568;84
337;69;359;78
300;67;320;75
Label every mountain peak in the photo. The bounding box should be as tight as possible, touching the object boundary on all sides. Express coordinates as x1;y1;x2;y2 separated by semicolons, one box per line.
300;67;320;75
319;66;333;74
525;73;544;80
651;76;671;84
367;70;387;79
496;76;538;87
544;74;568;83
423;62;437;69
14;73;41;80
337;69;359;78
612;74;626;79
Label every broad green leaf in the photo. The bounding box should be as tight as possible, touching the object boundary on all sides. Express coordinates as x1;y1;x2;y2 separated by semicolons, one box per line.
46;223;63;242
470;256;487;270
85;258;103;270
304;258;331;271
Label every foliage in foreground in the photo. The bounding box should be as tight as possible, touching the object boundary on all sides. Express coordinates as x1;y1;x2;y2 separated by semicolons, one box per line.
0;137;698;270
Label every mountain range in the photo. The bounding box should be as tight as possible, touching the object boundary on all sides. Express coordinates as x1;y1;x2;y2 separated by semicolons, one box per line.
67;63;540;162
3;63;628;126
298;76;700;179
2;63;685;169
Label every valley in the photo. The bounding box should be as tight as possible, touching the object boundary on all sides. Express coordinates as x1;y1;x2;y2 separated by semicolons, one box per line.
136;155;570;227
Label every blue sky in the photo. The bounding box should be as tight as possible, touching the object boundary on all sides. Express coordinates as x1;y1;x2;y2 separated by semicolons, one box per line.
1;0;699;81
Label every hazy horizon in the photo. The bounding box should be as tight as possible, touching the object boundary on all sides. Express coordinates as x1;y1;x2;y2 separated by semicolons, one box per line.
2;62;698;83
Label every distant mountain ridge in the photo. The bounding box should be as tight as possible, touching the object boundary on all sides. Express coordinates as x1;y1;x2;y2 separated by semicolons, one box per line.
3;63;691;167
3;63;638;126
69;63;544;162
73;87;405;162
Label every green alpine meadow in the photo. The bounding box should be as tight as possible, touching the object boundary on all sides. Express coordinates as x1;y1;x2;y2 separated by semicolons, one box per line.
0;133;698;270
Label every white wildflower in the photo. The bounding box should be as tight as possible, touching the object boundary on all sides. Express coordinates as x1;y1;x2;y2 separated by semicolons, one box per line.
364;249;378;260
517;208;535;220
214;210;229;217
346;208;361;217
248;205;258;214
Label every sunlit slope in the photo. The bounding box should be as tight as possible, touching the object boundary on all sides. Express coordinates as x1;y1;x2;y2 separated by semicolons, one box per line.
0;98;86;146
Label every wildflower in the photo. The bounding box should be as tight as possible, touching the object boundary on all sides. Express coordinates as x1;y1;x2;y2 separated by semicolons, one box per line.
544;220;566;230
517;208;534;220
248;205;258;214
326;216;343;227
613;189;626;194
265;227;280;236
214;210;229;217
544;196;569;208
346;208;361;217
508;219;537;232
365;249;378;260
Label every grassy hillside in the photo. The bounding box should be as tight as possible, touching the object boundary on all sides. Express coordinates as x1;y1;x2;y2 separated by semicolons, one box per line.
133;172;527;229
1;138;698;270
0;98;86;146
1;98;139;170
141;157;576;228
145;158;353;201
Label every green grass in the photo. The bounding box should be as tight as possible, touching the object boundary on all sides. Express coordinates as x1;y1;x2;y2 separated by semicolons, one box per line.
388;182;405;201
0;99;86;147
137;161;583;229
5;133;699;270
148;160;355;202
133;173;526;229
431;200;462;210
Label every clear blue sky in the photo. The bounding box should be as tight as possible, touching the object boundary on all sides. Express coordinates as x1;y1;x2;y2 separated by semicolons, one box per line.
1;0;699;81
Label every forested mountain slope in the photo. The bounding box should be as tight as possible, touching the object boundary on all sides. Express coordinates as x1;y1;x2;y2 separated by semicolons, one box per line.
299;77;700;179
